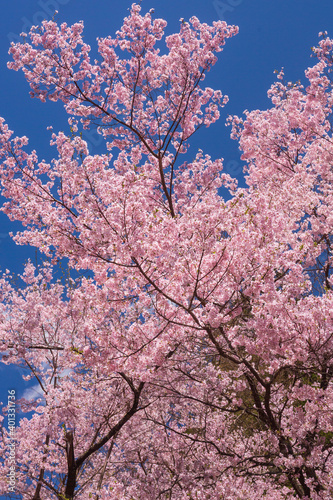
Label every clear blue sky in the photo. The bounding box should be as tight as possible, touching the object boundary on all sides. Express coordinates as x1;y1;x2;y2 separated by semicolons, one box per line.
0;0;332;496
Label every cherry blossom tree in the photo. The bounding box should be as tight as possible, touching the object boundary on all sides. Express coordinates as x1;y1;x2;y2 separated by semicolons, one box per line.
0;4;332;499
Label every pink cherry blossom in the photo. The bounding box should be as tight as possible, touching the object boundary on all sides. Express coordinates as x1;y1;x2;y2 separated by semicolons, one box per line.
0;4;332;499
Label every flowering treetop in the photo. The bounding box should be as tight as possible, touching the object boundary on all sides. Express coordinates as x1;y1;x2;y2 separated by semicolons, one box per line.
0;4;332;499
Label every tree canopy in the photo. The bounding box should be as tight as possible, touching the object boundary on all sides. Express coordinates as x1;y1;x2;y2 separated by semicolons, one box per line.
0;5;332;499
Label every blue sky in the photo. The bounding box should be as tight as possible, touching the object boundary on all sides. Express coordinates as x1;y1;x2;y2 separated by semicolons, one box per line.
0;0;333;495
